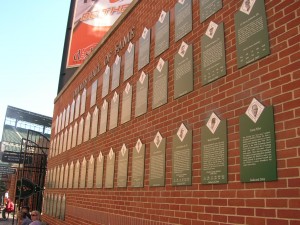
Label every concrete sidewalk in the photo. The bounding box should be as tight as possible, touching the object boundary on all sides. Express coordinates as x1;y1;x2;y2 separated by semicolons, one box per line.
0;213;18;225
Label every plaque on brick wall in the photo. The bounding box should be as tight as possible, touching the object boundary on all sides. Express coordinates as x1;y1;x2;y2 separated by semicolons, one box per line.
117;144;129;188
149;132;166;187
59;164;64;188
56;195;61;218
90;80;97;107
91;107;99;139
68;162;74;188
72;122;78;148
53;194;57;218
175;0;192;42
172;123;192;186
102;66;110;98
138;27;151;70
83;113;91;142
109;92;119;130
201;22;226;85
131;139;145;187
61;194;66;220
78;118;84;145
63;163;69;188
95;152;104;188
234;0;270;68
73;160;80;188
87;155;95;188
201;113;228;184
121;83;132;124
105;148;115;188
174;42;193;99
152;58;168;109
80;157;87;188
155;11;170;57
124;42;135;81
240;98;277;182
111;55;121;91
199;0;222;22
135;72;148;117
49;194;54;216
99;100;108;134
55;166;60;188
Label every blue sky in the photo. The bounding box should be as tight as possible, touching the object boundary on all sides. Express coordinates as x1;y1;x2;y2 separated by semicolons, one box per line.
0;1;71;138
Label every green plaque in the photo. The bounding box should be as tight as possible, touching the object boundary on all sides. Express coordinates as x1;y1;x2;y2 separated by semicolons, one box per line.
111;55;121;91
201;113;228;184
131;139;145;188
121;83;132;124
117;144;129;187
234;0;270;68
174;42;193;99
68;162;74;188
154;11;170;57
152;59;168;109
53;194;57;218
240;99;277;182
80;158;87;188
61;194;66;220
201;22;226;85
102;66;110;98
149;132;166;187
73;160;80;188
135;72;148;117
124;42;135;81
95;152;104;188
109;92;119;130
138;28;151;70
87;155;95;188
105;149;115;188
99;100;108;134
175;0;192;42
63;163;69;188
200;0;222;23
56;195;61;218
172;124;193;186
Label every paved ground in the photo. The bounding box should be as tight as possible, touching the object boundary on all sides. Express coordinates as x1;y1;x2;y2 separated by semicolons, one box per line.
0;213;18;225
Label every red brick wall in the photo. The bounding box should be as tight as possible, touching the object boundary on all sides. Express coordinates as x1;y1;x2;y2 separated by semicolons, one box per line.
44;0;300;224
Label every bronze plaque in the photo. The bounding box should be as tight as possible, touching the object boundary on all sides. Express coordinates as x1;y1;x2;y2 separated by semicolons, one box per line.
174;42;194;99
172;124;193;186
121;83;132;124
135;72;148;117
152;59;168;109
131;139;145;188
154;11;170;57
111;55;121;91
138;28;151;70
109;92;119;130
124;42;135;81
149;132;166;187
105;149;115;188
95;152;104;188
117;144;129;187
175;0;192;42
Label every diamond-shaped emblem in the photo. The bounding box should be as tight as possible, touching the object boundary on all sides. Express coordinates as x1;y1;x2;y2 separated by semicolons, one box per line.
98;151;103;162
246;98;265;123
206;112;221;134
136;139;142;153
178;41;188;57
142;27;148;39
102;100;107;110
159;11;166;23
121;144;127;156
125;83;131;94
109;148;114;160
206;21;218;39
127;42;133;53
177;123;188;142
115;55;120;65
139;71;146;84
113;92;118;102
178;0;185;4
154;132;162;148
157;58;165;72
